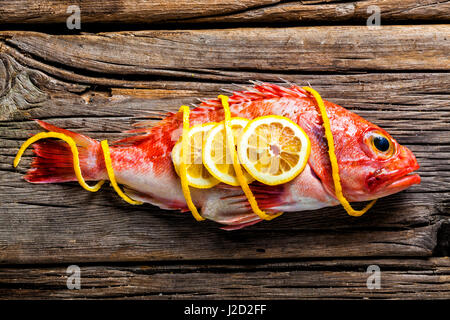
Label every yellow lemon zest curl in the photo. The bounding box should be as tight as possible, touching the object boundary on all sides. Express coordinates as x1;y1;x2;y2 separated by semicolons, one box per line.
14;132;105;192
302;86;376;217
100;140;143;205
218;95;283;221
14;132;142;205
178;105;205;221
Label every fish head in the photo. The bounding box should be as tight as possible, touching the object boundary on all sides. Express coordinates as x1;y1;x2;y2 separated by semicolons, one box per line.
326;117;420;202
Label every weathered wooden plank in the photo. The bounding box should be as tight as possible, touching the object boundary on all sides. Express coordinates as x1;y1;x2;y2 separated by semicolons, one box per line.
0;258;448;299
0;194;442;264
1;25;449;77
0;27;448;264
0;0;449;25
186;0;450;25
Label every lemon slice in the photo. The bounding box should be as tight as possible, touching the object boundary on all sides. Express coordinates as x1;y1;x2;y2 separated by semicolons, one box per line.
172;123;220;189
203;117;255;186
237;115;311;186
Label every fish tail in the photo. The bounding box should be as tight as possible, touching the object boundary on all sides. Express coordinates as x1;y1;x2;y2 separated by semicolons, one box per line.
24;120;105;184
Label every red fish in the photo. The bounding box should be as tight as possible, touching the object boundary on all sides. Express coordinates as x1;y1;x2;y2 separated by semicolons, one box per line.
22;83;420;230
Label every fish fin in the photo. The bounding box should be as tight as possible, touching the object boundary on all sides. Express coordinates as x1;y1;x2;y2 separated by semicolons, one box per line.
111;82;306;148
122;186;187;211
204;202;262;229
34;119;95;147
111;111;180;147
220;219;262;231
248;182;286;210
199;183;285;230
217;182;286;211
113;82;307;147
129;111;174;130
25;121;102;184
200;82;308;108
121;186;153;203
111;134;152;147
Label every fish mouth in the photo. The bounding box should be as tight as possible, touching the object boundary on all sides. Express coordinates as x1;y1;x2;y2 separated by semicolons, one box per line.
367;163;420;194
385;172;421;190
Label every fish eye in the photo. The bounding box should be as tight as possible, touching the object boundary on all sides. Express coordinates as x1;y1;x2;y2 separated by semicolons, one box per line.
366;132;395;158
373;135;390;152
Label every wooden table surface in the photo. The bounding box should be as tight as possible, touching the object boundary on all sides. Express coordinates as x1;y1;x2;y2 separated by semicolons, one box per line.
0;0;449;299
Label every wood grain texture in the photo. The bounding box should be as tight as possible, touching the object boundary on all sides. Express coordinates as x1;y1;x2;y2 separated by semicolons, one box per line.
0;258;449;299
0;25;449;299
0;0;449;25
2;26;449;77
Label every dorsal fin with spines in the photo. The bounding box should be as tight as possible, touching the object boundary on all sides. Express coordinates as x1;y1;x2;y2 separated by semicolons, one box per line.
112;82;308;147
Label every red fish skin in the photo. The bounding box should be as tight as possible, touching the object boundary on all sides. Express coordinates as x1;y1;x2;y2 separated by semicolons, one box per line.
106;87;341;219
25;83;420;227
